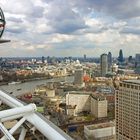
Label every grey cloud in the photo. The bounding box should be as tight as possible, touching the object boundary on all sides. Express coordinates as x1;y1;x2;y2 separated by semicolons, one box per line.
4;24;24;34
6;28;25;34
45;0;87;34
71;0;140;19
41;0;54;3
83;26;108;34
52;19;87;34
7;17;23;23
28;6;44;18
121;27;140;35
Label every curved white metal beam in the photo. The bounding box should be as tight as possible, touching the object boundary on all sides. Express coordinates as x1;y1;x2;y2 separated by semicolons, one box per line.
0;104;36;119
0;90;73;140
1;117;26;140
0;122;15;140
18;127;27;140
0;90;24;107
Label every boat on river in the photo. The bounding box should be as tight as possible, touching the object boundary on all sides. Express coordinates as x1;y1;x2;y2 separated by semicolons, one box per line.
8;81;21;85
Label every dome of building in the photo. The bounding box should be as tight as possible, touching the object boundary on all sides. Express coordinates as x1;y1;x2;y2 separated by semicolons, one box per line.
76;59;80;64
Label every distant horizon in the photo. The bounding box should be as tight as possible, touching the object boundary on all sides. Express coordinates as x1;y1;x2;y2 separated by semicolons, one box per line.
0;55;138;59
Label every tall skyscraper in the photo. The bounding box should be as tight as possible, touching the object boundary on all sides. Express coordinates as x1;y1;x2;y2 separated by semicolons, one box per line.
74;69;83;85
135;54;140;67
42;56;45;63
135;54;140;62
118;49;124;63
128;56;133;63
84;54;86;60
100;54;108;77
116;80;140;140
108;52;112;71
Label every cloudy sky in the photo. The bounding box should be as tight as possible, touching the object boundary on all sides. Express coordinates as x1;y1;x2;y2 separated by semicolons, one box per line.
0;0;140;57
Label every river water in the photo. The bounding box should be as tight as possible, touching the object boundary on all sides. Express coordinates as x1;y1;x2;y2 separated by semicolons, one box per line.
0;76;74;96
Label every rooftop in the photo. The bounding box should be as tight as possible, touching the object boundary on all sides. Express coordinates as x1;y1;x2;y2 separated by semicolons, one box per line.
86;122;114;130
67;91;92;95
123;79;140;85
91;94;106;101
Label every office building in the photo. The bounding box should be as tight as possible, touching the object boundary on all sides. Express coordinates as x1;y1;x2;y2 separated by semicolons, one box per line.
116;80;140;140
118;49;124;63
84;54;86;61
108;52;112;71
135;54;140;63
42;56;45;63
135;54;140;67
91;94;107;118
128;56;133;63
135;54;140;73
100;54;108;77
74;69;83;85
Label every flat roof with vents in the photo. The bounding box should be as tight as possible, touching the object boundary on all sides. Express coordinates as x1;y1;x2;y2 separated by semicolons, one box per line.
123;80;140;85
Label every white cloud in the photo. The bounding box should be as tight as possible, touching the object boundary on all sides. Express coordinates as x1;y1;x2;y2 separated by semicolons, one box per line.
47;34;75;43
0;0;139;57
85;18;102;27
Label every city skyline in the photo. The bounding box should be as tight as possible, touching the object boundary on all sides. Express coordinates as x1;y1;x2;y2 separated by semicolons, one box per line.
0;0;140;57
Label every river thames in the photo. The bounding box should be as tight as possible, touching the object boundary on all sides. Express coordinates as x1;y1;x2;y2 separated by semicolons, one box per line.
0;76;74;96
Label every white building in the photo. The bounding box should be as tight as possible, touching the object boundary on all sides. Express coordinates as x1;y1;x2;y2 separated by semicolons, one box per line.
112;64;118;73
66;92;108;118
84;122;115;140
66;92;91;115
91;95;107;118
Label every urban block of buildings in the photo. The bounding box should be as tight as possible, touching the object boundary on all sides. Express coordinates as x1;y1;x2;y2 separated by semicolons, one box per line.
66;91;107;118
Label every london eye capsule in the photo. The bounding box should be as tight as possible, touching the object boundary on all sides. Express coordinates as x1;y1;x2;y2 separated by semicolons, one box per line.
0;7;5;38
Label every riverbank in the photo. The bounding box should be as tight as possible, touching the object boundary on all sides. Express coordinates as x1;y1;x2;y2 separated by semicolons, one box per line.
21;74;72;82
0;82;8;86
0;76;74;96
0;74;73;86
